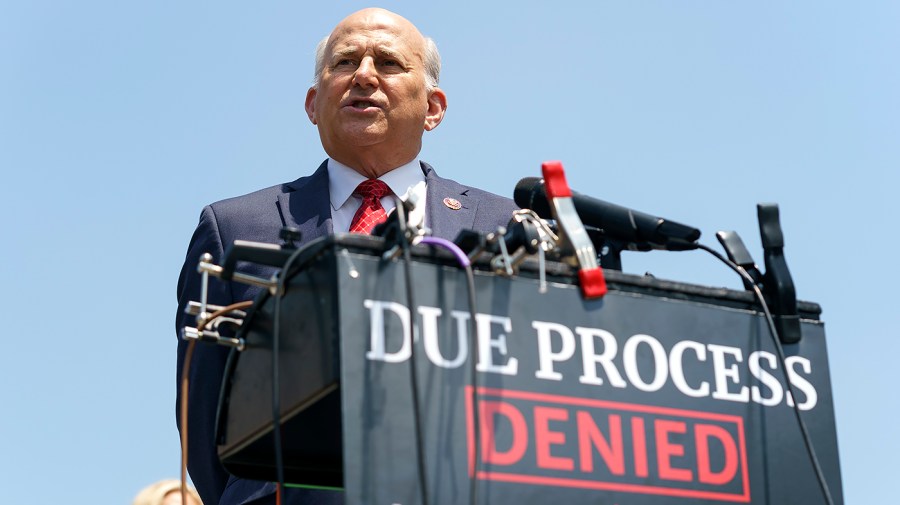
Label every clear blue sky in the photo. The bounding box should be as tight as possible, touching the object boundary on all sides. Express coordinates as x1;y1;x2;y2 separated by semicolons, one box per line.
1;1;896;503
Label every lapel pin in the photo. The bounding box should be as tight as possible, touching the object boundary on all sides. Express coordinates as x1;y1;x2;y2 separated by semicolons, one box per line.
443;197;462;210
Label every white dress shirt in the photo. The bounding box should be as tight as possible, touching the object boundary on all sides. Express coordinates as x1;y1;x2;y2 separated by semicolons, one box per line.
328;158;428;233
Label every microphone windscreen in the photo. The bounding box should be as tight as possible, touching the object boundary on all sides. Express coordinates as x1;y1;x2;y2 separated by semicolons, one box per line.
513;176;701;248
513;177;552;217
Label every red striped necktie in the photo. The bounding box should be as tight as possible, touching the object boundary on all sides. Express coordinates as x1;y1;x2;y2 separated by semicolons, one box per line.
349;179;392;234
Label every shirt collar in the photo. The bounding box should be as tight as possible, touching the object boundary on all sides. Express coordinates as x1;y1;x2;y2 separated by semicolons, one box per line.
328;158;425;210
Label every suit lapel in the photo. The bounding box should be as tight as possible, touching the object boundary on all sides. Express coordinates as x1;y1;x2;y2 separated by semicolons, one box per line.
275;161;480;243
422;162;478;239
277;160;333;245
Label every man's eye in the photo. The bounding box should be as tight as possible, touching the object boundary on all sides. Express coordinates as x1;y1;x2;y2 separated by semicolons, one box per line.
381;59;404;69
336;59;356;67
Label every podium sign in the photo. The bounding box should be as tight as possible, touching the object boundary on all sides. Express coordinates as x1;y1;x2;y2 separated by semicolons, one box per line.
218;237;843;505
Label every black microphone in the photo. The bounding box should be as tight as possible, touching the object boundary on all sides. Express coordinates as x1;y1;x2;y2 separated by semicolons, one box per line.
514;177;701;250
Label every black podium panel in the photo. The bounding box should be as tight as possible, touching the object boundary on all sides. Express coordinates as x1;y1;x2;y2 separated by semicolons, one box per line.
217;236;842;505
216;247;344;487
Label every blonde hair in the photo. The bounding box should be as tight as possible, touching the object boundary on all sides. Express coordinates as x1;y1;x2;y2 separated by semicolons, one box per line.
132;479;202;505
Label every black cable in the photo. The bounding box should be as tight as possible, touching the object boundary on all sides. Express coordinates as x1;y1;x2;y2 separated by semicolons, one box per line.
418;236;481;505
696;243;835;505
463;264;480;505
392;200;430;505
272;287;285;505
271;245;309;504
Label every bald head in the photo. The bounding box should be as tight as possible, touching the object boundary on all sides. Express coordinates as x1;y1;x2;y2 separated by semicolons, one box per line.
303;8;448;177
314;9;441;90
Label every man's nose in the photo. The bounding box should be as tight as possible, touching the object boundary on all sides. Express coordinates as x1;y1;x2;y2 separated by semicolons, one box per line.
352;57;378;88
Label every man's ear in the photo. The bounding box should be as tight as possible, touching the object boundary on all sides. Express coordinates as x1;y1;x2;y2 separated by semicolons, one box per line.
424;88;447;131
305;87;318;124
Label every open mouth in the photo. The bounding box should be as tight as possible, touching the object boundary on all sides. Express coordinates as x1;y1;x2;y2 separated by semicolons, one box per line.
353;100;376;108
345;98;381;111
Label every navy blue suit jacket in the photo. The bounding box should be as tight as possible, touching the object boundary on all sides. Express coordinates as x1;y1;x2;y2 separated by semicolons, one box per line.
176;161;518;505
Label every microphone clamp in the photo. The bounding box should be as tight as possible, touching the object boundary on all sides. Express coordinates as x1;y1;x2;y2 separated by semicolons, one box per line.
540;161;607;299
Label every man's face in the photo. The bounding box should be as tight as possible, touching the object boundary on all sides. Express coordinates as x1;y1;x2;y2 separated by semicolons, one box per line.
305;10;445;172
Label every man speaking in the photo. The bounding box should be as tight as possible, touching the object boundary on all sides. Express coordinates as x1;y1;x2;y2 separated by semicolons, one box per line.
175;8;518;505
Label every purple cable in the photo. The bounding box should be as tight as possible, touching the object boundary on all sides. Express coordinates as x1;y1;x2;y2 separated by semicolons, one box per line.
418;236;471;268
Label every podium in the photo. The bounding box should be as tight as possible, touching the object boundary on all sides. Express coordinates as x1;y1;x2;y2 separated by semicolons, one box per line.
215;235;843;504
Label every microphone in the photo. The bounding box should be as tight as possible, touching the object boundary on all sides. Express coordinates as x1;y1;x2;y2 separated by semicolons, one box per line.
514;177;701;251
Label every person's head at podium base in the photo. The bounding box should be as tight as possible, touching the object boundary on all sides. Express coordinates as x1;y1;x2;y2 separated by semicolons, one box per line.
132;479;202;505
304;7;447;179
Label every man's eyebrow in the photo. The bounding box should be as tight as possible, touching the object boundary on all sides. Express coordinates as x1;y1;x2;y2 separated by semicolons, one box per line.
375;47;406;61
332;46;360;59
